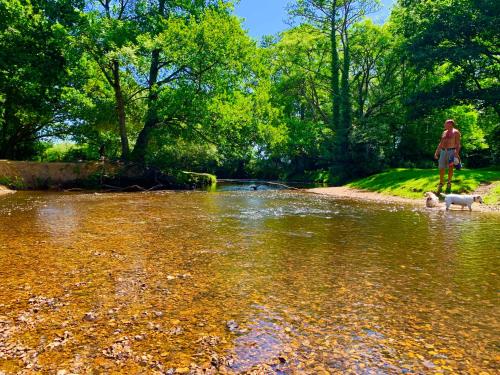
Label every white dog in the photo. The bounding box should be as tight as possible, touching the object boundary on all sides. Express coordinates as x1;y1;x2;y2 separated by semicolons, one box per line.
443;194;483;211
424;192;439;208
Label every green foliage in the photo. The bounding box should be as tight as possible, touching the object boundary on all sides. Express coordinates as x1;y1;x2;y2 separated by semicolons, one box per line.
146;138;220;173
39;142;99;162
38;143;74;161
287;169;334;184
392;0;500;115
0;176;25;190
0;0;76;159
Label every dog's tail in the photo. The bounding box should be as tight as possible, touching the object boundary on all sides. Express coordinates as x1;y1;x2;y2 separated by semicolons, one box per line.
436;192;447;201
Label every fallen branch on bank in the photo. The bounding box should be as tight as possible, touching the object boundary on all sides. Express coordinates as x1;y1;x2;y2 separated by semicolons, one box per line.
218;179;300;190
146;184;166;191
100;184;166;192
101;184;146;192
262;181;300;190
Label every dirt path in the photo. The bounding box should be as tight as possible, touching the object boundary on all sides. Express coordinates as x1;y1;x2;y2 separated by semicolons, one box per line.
306;186;500;213
473;181;499;196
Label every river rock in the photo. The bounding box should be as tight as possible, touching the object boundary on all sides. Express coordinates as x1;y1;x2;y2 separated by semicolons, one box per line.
210;353;219;368
226;320;238;332
83;312;97;322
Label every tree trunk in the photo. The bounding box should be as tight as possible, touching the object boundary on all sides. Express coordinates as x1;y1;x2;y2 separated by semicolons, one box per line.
330;1;340;134
112;59;130;160
357;78;364;119
131;107;158;163
0;97;8;158
131;0;165;164
0;95;19;159
131;48;161;163
340;32;352;149
336;28;352;174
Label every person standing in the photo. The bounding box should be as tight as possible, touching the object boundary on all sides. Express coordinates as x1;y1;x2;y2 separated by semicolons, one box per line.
434;119;461;192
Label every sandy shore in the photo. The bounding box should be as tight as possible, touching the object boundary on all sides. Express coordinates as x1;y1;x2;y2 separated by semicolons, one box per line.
307;186;500;213
0;185;14;196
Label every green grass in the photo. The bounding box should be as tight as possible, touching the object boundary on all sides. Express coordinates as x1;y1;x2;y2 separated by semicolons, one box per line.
484;183;500;205
348;167;500;200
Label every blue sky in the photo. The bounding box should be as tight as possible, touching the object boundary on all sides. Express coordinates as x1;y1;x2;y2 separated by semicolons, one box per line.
233;0;396;40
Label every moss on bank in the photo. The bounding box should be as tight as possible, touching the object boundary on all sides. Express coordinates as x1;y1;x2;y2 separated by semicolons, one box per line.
348;167;500;200
176;171;216;187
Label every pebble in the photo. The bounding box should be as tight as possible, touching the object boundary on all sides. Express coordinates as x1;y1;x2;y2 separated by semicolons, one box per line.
83;312;97;322
226;320;238;332
210;353;219;368
422;360;435;369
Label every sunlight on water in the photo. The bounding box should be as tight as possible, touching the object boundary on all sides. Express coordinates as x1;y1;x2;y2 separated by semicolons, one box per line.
0;190;498;373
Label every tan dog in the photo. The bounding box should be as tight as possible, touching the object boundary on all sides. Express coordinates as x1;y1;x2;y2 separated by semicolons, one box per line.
424;192;440;208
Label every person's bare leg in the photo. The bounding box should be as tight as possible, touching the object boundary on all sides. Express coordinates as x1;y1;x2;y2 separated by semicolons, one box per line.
446;166;454;192
439;168;445;184
437;168;445;193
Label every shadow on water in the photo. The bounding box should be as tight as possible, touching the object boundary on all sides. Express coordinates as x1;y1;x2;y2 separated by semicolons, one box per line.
204;180;327;192
0;190;498;373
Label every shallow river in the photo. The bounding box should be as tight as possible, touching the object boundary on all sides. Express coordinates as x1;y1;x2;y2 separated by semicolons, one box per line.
0;189;498;374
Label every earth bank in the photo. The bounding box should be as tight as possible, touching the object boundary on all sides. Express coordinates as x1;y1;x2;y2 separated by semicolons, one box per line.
0;160;215;191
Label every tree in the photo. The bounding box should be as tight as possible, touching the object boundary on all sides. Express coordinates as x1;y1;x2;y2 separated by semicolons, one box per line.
69;1;259;165
288;0;379;178
130;1;255;163
263;25;333;175
0;0;77;159
288;0;341;135
78;0;139;159
393;0;500;117
349;20;404;171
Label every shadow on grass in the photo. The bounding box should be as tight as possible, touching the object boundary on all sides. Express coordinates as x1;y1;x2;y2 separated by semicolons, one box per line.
348;168;500;199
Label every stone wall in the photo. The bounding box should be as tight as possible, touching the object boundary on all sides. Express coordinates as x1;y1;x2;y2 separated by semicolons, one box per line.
0;160;112;189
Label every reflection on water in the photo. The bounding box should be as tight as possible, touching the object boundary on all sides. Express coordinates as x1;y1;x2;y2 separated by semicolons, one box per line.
0;190;498;373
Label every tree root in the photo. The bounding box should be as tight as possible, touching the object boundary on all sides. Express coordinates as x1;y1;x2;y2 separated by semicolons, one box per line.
100;184;166;192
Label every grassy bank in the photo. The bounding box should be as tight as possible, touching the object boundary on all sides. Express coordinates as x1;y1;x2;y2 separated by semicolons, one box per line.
483;183;500;204
348;168;500;201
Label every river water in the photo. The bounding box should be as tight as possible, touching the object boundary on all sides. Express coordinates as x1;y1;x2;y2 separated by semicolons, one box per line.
0;189;498;374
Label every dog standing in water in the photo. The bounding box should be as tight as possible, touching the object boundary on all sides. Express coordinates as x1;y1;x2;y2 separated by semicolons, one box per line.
443;194;483;211
424;191;483;211
424;192;440;208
